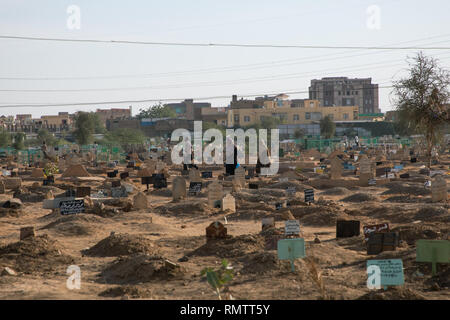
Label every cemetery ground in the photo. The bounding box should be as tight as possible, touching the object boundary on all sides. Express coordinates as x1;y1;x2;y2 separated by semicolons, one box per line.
0;154;448;300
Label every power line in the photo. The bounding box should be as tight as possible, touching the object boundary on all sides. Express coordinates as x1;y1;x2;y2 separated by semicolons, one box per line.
1;35;450;50
0;85;396;108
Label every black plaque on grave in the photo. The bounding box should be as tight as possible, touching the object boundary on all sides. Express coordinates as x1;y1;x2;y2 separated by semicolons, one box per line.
107;171;117;178
120;172;129;180
59;200;84;215
399;173;410;179
304;189;314;203
249;183;259;190
188;182;202;195
141;176;152;190
76;187;91;198
336;220;360;238
153;174;167;189
111;180;121;188
201;171;213;179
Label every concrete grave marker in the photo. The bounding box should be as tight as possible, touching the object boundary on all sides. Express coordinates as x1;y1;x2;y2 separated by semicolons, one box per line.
207;181;223;208
221;194;236;213
172;176;187;201
431;175;447;202
206;221;227;241
189;168;201;183
330;157;343;180
262;217;275;230
133;192;148;210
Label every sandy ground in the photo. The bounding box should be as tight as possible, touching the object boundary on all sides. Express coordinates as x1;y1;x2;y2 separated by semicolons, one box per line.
0;158;449;300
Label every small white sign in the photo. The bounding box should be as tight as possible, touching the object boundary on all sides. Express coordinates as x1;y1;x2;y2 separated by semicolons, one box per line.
285;220;300;236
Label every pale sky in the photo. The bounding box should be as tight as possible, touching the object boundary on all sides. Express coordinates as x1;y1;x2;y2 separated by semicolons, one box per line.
1;0;450;118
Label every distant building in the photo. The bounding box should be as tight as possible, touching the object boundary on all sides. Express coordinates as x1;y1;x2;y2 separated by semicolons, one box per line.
96;107;132;125
309;77;380;114
166;99;211;121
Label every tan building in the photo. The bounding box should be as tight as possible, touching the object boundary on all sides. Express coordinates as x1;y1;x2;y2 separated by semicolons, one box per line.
227;96;358;127
201;107;228;126
96;107;132;125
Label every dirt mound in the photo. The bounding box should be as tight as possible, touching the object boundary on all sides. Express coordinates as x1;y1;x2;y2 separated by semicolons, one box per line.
391;225;443;245
381;182;431;196
340;193;379;203
83;233;159;257
320;187;350;196
155;201;211;216
239;251;283;274
357;287;426;300
149;188;172;197
424;266;450;289
267;181;307;191
289;204;345;226
414;206;449;222
0;234;75;274
99;285;153;298
234;192;279;203
188;234;266;258
62;164;91;178
100;254;186;284
41;214;105;236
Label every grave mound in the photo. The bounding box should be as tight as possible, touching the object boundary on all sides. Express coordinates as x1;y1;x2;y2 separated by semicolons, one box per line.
320;187;350;196
0;234;75;274
98;285;153;298
357;287;426;300
340;193;379;203
62;164;92;178
414;206;449;222
189;234;266;258
381;182;431;196
155;201;211;216
391;225;444;245
100;254;185;284
82;233;159;257
41;214;105;236
239;251;283;274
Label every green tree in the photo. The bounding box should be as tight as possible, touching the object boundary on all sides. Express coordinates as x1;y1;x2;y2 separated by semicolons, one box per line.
137;103;177;119
294;128;305;139
36;129;57;146
393;52;450;168
73;112;96;145
320;115;336;138
101;128;147;149
13;132;26;150
0;129;11;148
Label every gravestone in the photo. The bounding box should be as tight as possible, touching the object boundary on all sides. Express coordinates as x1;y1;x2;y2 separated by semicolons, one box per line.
133;192;148;210
336;220;360;238
234;167;245;187
330;157;342;180
207;181;223;208
152;174;167;189
201;171;213;179
359;156;373;185
262;217;275;230
188;182;202;196
0;181;5;194
285;220;300;236
206;221;227;241
120;172;129;180
76;186;91;198
367;232;399;255
431;175;447;202
189;168;201;183
20;226;35;240
367;259;405;290
59;199;85;215
416;239;450;275
277;238;306;272
172;176;187;201
111;180;121;188
111;186;127;198
304;189;314;203
249;183;259;190
363;223;389;241
221;194;236;213
107;171;118;178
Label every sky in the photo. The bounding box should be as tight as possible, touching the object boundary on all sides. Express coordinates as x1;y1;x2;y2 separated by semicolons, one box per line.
0;0;450;118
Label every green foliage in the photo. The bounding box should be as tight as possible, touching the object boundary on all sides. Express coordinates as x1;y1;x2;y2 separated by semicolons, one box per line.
12;132;26;150
101;128;147;149
73;112;95;145
0;129;11;148
320;115;336;139
137;103;177;119
43;162;59;177
294;128;305;139
393;52;450;167
200;259;234;300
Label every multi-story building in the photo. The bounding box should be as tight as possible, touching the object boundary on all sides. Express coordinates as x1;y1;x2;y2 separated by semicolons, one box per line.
166;99;211;121
309;77;380;114
96;107;132;125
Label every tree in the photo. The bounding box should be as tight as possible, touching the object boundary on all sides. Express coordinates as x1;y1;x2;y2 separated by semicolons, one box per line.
392;52;450;168
0;129;11;148
73;112;96;145
137;103;176;119
101;128;147;149
320;115;336;139
37;129;57;146
13;132;26;150
294;128;305;139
